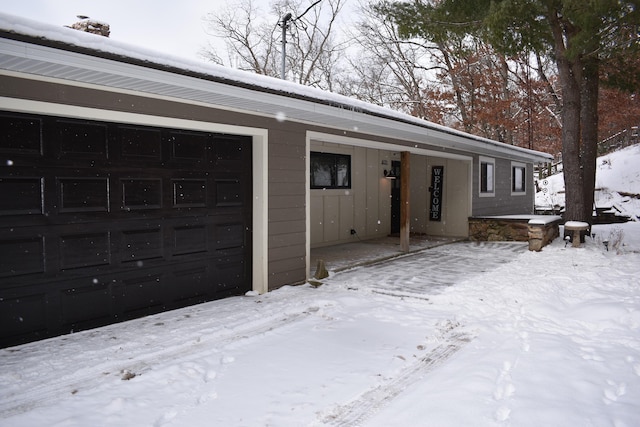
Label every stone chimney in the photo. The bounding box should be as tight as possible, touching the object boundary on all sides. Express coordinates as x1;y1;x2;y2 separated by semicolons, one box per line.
66;16;110;37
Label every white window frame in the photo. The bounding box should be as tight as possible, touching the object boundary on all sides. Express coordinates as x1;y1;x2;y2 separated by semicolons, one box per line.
511;161;527;195
479;156;495;197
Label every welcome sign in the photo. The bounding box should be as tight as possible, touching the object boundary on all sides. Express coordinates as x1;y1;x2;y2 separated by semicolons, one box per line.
430;166;444;221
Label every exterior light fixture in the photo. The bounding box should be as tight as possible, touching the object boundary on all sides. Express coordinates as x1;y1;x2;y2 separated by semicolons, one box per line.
384;169;397;179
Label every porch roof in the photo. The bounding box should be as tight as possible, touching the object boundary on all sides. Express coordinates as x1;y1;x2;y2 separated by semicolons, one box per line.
0;13;552;164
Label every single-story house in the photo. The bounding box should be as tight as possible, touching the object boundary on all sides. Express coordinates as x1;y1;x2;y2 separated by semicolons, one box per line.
0;14;553;347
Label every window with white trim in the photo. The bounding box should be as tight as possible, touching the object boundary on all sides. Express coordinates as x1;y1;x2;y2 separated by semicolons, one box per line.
310;152;351;189
511;162;526;194
479;156;495;197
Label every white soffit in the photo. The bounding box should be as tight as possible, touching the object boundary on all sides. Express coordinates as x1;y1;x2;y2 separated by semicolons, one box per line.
0;31;552;164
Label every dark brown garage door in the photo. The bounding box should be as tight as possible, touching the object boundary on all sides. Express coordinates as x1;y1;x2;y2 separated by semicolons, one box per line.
0;111;252;348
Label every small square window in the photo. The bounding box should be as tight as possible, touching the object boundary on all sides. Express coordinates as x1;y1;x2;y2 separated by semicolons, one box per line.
479;156;495;196
512;163;526;194
311;152;351;189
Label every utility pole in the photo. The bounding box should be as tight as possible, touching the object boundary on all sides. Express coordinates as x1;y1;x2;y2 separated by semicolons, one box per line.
279;0;322;80
280;13;292;80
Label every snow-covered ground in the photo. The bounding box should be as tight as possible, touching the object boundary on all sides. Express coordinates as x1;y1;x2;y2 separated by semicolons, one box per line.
1;145;639;426
1;224;638;427
536;143;640;221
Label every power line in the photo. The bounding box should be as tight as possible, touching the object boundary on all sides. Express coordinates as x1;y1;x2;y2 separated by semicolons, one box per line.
296;0;322;21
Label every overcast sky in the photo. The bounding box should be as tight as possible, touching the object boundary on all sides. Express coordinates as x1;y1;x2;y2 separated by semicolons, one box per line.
0;0;271;63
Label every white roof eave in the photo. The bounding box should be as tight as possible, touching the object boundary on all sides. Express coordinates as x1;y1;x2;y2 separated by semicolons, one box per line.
0;13;553;164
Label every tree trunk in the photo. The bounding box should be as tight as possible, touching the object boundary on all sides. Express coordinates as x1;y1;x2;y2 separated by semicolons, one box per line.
439;42;471;132
560;64;586;222
580;57;600;224
547;7;587;222
499;54;513;145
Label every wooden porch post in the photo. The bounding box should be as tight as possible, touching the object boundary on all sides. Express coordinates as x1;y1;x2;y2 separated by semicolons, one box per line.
400;151;410;252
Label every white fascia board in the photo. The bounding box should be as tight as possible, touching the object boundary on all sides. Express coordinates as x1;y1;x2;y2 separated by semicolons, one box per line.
307;131;472;161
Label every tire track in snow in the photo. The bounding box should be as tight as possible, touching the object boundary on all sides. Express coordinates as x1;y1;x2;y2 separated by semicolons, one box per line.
0;310;311;419
318;329;474;427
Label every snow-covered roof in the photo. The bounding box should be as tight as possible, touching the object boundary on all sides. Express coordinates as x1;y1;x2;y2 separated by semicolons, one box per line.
0;13;553;163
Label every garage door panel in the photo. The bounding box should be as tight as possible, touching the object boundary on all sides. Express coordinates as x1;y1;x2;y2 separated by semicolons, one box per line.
118;126;162;161
121;228;163;262
215;179;243;206
172;179;207;207
170;130;211;163
0;292;48;338
60;281;112;328
0;177;44;215
169;264;210;301
55;119;108;159
213;137;246;168
59;232;111;270
120;178;163;210
0;113;43;155
121;275;165;317
172;225;208;256
0;237;45;278
214;222;245;250
58;177;110;213
215;257;248;292
1;112;252;348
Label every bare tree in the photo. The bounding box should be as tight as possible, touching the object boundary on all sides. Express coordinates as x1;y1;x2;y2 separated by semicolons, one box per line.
342;2;436;118
201;0;348;90
200;0;279;74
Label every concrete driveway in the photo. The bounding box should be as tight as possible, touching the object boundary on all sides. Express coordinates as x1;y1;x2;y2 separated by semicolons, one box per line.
318;240;529;297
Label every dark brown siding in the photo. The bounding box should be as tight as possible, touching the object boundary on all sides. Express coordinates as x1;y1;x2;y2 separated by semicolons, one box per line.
267;128;307;288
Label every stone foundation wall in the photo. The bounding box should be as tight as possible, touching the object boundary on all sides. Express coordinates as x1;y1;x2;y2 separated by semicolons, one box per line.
468;218;529;242
469;216;562;251
528;222;560;251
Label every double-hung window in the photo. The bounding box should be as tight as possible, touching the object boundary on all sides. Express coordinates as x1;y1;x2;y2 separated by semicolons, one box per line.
511;162;526;194
479;156;495;197
310;152;351;189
